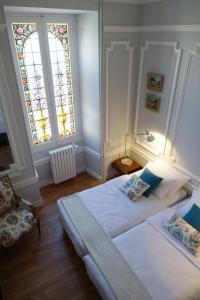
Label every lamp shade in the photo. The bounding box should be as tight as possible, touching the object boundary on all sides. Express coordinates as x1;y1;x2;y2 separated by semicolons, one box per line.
144;131;155;142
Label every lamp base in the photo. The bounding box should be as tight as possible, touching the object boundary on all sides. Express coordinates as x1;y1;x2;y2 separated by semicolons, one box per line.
121;157;133;166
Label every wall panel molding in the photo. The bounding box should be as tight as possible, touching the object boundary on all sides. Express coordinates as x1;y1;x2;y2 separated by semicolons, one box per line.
104;0;164;4
34;146;101;167
14;174;39;190
106;41;133;145
134;41;182;157
104;25;200;33
170;42;200;157
0;24;6;31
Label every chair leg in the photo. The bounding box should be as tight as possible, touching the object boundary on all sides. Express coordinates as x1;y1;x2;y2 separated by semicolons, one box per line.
37;218;41;238
3;247;10;262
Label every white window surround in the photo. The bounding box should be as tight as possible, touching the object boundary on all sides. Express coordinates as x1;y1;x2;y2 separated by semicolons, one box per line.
5;11;82;153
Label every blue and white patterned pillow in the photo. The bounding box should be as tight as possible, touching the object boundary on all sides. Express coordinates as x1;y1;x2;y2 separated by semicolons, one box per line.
163;214;200;257
119;175;150;201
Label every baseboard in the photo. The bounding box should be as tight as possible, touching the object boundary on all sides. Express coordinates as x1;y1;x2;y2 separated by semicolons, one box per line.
39;178;52;188
32;198;43;207
85;167;102;180
76;166;86;174
14;174;39;190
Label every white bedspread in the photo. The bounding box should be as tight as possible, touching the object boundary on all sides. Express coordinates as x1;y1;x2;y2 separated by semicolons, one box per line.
84;199;200;300
79;173;186;238
58;172;186;256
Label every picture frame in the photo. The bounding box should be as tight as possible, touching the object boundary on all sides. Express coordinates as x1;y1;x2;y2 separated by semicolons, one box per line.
147;72;164;92
145;93;160;113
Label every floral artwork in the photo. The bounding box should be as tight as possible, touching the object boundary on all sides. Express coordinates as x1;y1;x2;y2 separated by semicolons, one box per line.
48;23;76;138
12;23;52;144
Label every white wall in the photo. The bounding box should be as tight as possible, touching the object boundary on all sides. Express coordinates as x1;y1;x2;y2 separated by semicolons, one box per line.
76;12;101;177
139;0;200;26
132;1;200;185
103;2;140;178
103;0;200;186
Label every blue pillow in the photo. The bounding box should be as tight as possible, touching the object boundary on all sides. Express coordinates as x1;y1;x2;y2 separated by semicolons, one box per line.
139;168;163;197
183;204;200;232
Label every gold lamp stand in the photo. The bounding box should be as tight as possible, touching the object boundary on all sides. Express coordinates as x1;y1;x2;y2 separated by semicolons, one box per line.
121;134;133;166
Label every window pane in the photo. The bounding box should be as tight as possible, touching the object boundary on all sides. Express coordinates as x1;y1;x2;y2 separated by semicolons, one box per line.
12;23;52;145
47;23;76;138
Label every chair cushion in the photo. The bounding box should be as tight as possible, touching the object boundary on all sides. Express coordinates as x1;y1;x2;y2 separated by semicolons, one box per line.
0;207;37;247
0;176;17;215
163;214;200;257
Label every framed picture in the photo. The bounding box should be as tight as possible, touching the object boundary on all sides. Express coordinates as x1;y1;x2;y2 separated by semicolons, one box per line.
145;93;160;113
147;72;164;92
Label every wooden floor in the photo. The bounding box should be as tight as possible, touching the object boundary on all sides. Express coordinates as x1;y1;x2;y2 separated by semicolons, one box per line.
0;173;102;300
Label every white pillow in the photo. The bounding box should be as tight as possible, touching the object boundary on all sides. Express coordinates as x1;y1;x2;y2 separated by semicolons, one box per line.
145;160;189;200
177;190;200;217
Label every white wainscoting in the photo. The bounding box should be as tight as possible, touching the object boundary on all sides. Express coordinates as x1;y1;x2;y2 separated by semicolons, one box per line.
106;41;133;145
133;41;182;157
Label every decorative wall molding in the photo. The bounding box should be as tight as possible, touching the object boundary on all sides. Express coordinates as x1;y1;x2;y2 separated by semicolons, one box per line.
104;0;165;4
0;24;6;31
106;41;133;144
14;174;39;190
134;41;182;156
130;144;155;162
34;146;101;168
84;146;101;160
104;25;200;33
169;42;200;157
174;163;200;188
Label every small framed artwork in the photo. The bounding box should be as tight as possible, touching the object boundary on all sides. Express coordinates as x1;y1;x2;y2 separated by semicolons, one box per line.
147;72;164;92
145;93;160;113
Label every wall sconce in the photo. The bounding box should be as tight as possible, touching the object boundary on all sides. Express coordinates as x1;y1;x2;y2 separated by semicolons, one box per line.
121;130;155;166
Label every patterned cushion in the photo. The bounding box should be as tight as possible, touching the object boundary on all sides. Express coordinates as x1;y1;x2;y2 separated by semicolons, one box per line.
119;175;150;201
163;214;200;257
0;207;37;247
0;176;17;215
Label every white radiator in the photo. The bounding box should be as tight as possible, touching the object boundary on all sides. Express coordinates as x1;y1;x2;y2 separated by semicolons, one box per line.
49;145;76;184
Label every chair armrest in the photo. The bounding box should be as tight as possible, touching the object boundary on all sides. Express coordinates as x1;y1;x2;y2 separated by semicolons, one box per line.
18;198;33;213
17;197;39;220
20;198;32;207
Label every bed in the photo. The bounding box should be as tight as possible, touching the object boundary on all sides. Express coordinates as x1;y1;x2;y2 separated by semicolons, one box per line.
57;161;188;257
84;197;200;300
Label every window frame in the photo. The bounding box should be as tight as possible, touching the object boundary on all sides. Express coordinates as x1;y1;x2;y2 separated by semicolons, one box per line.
5;12;82;153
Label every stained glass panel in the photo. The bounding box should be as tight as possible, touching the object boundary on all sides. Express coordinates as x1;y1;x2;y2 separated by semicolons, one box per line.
12;23;52;144
48;23;76;138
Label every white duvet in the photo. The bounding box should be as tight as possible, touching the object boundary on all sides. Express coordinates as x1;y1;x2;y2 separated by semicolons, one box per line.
84;200;200;300
74;173;186;238
58;172;186;256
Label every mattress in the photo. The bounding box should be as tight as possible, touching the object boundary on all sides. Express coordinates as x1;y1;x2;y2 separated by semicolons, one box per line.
57;171;187;257
84;198;200;300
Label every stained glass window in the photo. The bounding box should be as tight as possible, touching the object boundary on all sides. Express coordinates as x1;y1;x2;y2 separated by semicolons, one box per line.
48;23;76;138
12;23;52;144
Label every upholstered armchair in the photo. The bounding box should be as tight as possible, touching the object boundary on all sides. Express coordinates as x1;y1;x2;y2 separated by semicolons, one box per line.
0;175;40;250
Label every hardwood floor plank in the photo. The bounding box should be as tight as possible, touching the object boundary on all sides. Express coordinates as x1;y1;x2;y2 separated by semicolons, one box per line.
0;172;101;300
